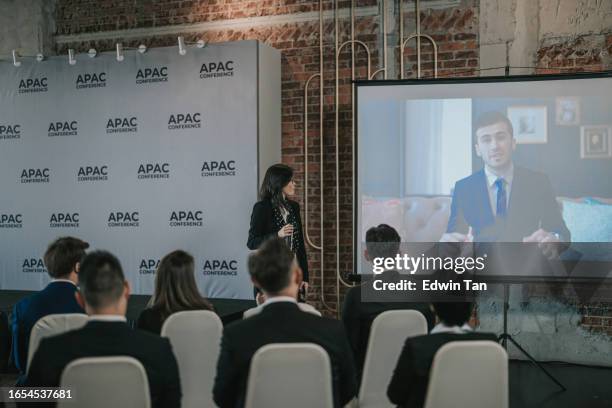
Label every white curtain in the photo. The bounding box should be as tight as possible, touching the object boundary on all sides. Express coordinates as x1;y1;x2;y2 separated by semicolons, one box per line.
402;100;444;195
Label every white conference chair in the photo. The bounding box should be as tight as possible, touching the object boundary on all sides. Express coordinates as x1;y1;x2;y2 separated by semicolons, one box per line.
161;310;223;408
27;313;89;371
245;343;334;408
424;341;508;408
359;310;428;408
58;356;150;408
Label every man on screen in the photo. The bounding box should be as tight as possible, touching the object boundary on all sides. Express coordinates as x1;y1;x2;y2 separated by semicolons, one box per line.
441;111;570;254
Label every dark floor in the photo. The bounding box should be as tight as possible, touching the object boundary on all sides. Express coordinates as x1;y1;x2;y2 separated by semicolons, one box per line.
510;360;612;408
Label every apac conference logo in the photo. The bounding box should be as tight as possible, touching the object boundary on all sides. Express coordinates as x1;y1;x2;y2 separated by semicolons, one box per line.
108;211;139;228
78;165;108;182
199;61;234;79
22;258;47;274
202;259;238;276
0;124;21;140
48;121;78;137
76;72;107;89
21;168;50;184
50;212;79;228
201;160;236;177
136;67;168;85
168;113;201;130
169;210;203;227
139;259;160;275
0;214;23;229
18;77;48;94
138;163;170;180
106;117;138;134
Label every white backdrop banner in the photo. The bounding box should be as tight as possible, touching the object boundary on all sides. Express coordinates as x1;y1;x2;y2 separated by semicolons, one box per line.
0;40;268;299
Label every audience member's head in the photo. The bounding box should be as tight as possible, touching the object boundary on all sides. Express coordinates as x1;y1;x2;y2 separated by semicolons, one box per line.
76;250;129;315
365;224;401;261
474;111;516;171
431;269;474;327
149;250;213;319
248;237;301;297
43;236;89;282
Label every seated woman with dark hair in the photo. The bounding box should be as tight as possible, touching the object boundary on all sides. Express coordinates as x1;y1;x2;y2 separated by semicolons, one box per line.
137;250;214;334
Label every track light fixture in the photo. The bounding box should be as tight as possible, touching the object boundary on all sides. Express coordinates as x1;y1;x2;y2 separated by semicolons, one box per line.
68;49;76;65
12;50;21;67
178;36;187;56
116;43;124;62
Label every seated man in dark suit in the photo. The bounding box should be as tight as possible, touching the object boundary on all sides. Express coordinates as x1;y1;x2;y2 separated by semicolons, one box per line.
25;251;181;408
11;237;88;380
442;111;569;251
387;275;497;408
342;224;434;378
213;238;357;408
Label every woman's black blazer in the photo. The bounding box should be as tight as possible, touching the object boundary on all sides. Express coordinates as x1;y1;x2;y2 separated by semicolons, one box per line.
247;199;309;281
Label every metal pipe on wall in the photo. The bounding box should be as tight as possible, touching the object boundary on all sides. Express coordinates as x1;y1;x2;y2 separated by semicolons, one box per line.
400;0;439;79
303;0;438;314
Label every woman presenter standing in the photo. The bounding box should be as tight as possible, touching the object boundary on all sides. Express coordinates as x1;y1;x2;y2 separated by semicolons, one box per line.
247;164;309;299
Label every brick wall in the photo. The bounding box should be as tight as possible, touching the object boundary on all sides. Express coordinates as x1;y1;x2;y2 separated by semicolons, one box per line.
536;33;612;74
54;0;480;316
53;1;611;335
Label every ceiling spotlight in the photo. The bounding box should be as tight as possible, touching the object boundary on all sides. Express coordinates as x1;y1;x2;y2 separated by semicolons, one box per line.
36;53;45;62
88;48;97;58
196;39;206;49
12;50;21;67
68;49;77;65
116;43;124;62
178;36;186;56
138;44;147;54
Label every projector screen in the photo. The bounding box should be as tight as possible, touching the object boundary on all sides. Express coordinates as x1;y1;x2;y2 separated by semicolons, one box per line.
356;73;612;280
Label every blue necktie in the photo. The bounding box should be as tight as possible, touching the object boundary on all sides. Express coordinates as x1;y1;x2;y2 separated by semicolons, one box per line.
495;178;507;218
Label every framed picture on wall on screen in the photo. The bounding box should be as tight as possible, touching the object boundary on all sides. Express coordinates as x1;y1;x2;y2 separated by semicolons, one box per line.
581;125;612;159
507;105;548;144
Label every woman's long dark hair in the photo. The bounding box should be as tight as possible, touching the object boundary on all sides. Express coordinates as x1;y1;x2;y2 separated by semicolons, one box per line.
148;250;213;320
259;164;293;209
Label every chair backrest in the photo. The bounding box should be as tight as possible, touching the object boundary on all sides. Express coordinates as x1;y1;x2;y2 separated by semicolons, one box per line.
359;310;428;408
160;310;223;408
27;313;89;371
58;356;150;408
424;341;508;408
245;343;334;408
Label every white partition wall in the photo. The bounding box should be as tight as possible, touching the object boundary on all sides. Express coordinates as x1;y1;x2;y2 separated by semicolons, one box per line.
0;40;280;299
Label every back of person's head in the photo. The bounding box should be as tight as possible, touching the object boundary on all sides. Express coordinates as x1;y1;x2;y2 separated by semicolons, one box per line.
248;237;298;295
365;224;401;260
43;236;89;279
474;111;514;138
431;269;474;327
78;251;126;311
150;250;212;319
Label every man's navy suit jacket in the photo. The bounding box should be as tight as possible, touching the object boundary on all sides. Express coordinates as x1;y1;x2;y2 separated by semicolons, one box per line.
11;281;84;376
446;166;570;242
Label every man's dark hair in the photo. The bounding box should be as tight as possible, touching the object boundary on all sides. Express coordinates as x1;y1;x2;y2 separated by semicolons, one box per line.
431;269;474;326
365;224;401;259
79;251;125;309
248;238;295;294
474;111;514;140
43;237;89;278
